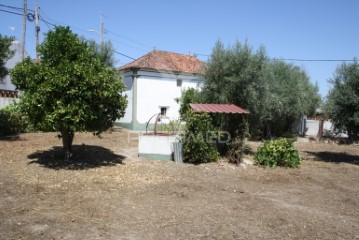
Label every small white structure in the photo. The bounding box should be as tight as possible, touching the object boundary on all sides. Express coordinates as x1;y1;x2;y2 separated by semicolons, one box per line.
117;50;203;131
0;41;24;108
138;134;178;160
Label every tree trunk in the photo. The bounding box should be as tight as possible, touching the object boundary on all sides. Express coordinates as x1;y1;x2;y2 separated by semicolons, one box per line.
61;128;74;161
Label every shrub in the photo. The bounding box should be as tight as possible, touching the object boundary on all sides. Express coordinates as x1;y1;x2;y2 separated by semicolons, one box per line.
183;112;219;164
254;138;301;168
0;104;28;136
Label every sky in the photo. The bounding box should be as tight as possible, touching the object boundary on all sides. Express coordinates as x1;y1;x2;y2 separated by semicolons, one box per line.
1;0;358;97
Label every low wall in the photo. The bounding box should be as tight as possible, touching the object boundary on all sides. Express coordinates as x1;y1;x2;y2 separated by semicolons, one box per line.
0;97;18;109
138;134;178;160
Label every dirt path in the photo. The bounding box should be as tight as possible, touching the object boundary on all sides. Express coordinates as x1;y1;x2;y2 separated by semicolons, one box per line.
0;131;359;239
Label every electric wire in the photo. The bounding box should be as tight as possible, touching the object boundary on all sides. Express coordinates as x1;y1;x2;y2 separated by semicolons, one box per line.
2;3;355;63
106;29;153;49
195;53;357;62
0;3;34;13
0;8;22;16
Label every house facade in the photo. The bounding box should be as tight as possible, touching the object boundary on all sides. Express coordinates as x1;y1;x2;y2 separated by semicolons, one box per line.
0;41;24;108
117;50;204;131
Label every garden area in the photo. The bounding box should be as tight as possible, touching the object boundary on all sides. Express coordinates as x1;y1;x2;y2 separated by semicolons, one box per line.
1;130;359;240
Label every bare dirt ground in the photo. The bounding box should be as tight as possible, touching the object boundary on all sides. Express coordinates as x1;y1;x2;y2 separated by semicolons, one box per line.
0;130;359;240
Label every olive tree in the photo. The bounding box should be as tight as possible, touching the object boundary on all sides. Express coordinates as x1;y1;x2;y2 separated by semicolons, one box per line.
326;60;359;140
201;40;268;136
11;26;127;160
0;34;15;79
264;61;321;136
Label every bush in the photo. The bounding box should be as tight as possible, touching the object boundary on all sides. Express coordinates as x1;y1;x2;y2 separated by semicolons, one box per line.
254;138;301;168
183;112;219;164
0;104;29;136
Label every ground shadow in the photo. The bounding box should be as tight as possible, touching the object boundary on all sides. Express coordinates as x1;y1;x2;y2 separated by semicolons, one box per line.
28;145;126;170
0;135;23;141
304;151;359;166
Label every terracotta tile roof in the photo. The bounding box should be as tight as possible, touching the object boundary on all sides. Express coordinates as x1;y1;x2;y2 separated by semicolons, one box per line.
191;104;250;114
118;50;203;74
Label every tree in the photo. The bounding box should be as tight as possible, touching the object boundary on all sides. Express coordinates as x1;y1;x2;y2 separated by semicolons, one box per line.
263;61;321;136
11;26;127;160
201;40;321;138
87;40;117;67
0;34;15;79
183;111;219;164
201;40;268;136
325;60;359;140
175;87;202;121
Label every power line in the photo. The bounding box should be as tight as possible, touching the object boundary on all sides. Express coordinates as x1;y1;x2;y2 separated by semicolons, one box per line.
113;50;136;60
0;3;34;13
0;8;22;15
106;29;153;49
39;15;56;28
1;3;141;61
273;58;357;62
109;37;150;52
195;53;357;62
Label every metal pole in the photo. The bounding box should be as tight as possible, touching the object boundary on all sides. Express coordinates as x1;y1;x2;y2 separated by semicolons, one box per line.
21;0;27;60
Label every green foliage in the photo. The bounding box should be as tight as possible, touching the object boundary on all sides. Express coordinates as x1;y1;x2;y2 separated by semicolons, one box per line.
227;118;250;164
201;40;321;138
0;34;15;79
254;138;301;168
175;88;201;121
156;119;184;134
263;61;321;137
10;26;127;159
87;40;117;67
325;60;359;140
0;104;29;136
202;40;267;136
183;112;219;164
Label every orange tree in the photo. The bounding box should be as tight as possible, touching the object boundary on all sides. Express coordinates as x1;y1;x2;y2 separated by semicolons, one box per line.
11;26;127;160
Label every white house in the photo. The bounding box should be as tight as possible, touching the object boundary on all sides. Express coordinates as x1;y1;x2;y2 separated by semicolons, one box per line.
117;50;204;131
0;41;24;108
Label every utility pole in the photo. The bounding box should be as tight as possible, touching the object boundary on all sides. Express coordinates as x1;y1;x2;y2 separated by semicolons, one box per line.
21;0;27;60
100;12;104;45
35;3;40;61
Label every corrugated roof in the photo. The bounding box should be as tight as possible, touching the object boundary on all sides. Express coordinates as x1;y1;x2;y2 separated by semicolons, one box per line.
118;50;203;74
190;104;250;114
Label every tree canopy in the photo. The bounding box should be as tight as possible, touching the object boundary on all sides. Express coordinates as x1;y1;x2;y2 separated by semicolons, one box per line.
87;40;117;67
325;60;359;140
11;26;127;159
263;61;321;136
201;40;268;136
198;40;321;138
0;34;15;79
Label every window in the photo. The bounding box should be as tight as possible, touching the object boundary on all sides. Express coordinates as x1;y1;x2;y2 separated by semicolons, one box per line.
177;79;182;87
160;107;167;116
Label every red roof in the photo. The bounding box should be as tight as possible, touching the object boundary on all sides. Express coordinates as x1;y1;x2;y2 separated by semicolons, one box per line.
190;104;250;114
118;50;203;74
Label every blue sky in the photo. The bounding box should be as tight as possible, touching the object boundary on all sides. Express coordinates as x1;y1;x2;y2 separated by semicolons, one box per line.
1;0;358;97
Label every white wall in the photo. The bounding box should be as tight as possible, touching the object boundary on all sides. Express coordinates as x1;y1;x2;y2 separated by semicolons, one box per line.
120;75;133;123
0;98;18;109
0;41;24;109
136;71;201;124
0;41;23;91
139;134;178;155
306;119;319;136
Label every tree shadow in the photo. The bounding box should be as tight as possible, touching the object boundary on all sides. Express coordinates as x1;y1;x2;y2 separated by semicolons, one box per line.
28;145;126;170
0;135;23;141
304;151;359;166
